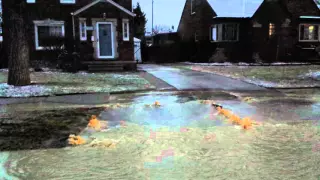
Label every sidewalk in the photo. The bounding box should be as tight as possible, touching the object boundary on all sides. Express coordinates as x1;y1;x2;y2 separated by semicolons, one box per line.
0;70;177;105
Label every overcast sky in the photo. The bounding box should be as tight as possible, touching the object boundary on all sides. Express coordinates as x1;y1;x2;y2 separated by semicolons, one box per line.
132;0;185;33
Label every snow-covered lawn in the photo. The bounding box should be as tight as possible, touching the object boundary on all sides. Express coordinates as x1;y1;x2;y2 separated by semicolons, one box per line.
182;62;313;66
173;65;320;88
0;70;155;97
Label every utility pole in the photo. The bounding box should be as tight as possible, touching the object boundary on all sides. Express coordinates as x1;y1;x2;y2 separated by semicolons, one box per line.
152;0;154;35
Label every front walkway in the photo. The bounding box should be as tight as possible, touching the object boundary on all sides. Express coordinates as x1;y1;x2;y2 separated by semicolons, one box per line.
139;64;267;91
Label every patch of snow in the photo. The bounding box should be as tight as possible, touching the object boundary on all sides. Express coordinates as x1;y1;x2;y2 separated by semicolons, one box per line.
0;83;51;97
270;62;311;65
244;79;279;88
238;62;251;66
183;62;312;66
77;71;89;75
301;71;320;80
184;62;233;66
0;69;8;72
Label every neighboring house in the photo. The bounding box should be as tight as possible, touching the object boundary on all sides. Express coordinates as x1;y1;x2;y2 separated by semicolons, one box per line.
2;0;136;71
145;32;153;46
152;32;180;46
178;0;320;62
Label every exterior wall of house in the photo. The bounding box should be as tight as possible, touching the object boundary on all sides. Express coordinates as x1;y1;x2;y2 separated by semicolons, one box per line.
177;0;216;42
282;0;320;50
251;0;291;61
252;0;320;61
22;0;134;62
152;33;179;46
210;18;253;61
281;0;320;20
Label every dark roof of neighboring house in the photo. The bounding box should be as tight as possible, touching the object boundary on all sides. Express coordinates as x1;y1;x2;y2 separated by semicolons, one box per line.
207;0;263;18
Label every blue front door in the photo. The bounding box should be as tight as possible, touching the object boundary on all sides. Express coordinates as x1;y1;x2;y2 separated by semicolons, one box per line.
97;22;114;59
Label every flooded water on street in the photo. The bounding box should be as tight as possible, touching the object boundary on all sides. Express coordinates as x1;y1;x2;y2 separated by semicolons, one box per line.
1;91;320;180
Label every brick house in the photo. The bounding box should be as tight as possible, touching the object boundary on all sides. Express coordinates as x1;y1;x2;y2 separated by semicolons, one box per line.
178;0;320;62
1;0;136;71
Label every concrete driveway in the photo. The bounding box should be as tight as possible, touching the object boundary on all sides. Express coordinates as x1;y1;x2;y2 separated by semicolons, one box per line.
139;64;266;91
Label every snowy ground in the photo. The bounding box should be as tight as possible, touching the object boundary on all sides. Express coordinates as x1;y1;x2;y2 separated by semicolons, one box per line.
0;69;155;97
171;64;320;88
182;62;313;66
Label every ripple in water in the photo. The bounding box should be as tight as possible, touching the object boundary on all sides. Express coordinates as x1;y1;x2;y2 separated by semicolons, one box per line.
1;121;320;180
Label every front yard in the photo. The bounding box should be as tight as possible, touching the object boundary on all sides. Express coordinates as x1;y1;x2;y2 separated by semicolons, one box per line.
173;64;320;88
0;69;155;97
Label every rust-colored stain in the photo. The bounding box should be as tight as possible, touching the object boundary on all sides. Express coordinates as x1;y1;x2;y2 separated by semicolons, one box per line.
241;117;253;130
68;134;86;145
213;104;258;130
120;120;127;127
88;115;101;130
154;101;161;107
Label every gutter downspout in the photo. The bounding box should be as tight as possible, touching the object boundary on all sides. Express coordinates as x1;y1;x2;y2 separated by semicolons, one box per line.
71;12;76;52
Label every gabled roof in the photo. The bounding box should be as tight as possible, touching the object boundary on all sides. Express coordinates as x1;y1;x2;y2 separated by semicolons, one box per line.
314;0;320;9
207;0;263;18
72;0;135;17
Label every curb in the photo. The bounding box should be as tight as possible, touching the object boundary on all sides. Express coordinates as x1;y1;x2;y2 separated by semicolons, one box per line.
0;88;157;99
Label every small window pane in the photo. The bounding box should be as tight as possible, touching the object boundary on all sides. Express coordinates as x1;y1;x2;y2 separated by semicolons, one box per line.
269;23;275;37
212;27;217;41
79;20;87;40
37;25;63;47
124;23;128;38
300;24;319;41
123;21;129;40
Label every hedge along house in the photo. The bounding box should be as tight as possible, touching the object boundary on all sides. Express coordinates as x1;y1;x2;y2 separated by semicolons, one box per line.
178;0;320;62
2;0;136;71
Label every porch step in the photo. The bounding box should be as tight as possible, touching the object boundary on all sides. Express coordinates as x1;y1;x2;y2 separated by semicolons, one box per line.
88;64;124;72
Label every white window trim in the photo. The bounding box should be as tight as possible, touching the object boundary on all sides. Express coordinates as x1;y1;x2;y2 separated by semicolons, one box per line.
27;0;36;3
210;23;239;42
79;18;87;41
298;24;320;42
60;0;75;4
191;0;196;15
96;22;115;59
34;20;65;50
122;19;129;41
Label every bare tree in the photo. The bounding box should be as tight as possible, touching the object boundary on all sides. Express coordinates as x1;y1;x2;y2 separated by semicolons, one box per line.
2;0;30;86
153;25;174;35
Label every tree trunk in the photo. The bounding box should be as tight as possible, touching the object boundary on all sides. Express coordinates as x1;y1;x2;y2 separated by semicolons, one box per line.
3;0;30;86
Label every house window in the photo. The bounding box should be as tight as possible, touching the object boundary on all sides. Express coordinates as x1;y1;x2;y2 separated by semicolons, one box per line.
60;0;75;4
191;0;196;15
34;20;65;50
122;19;129;41
27;0;36;3
211;24;239;42
269;23;275;37
212;26;217;41
79;19;87;41
299;24;319;41
195;33;198;42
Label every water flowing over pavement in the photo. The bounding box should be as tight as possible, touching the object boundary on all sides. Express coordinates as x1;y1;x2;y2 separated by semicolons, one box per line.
0;90;320;180
0;65;319;179
139;64;266;91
